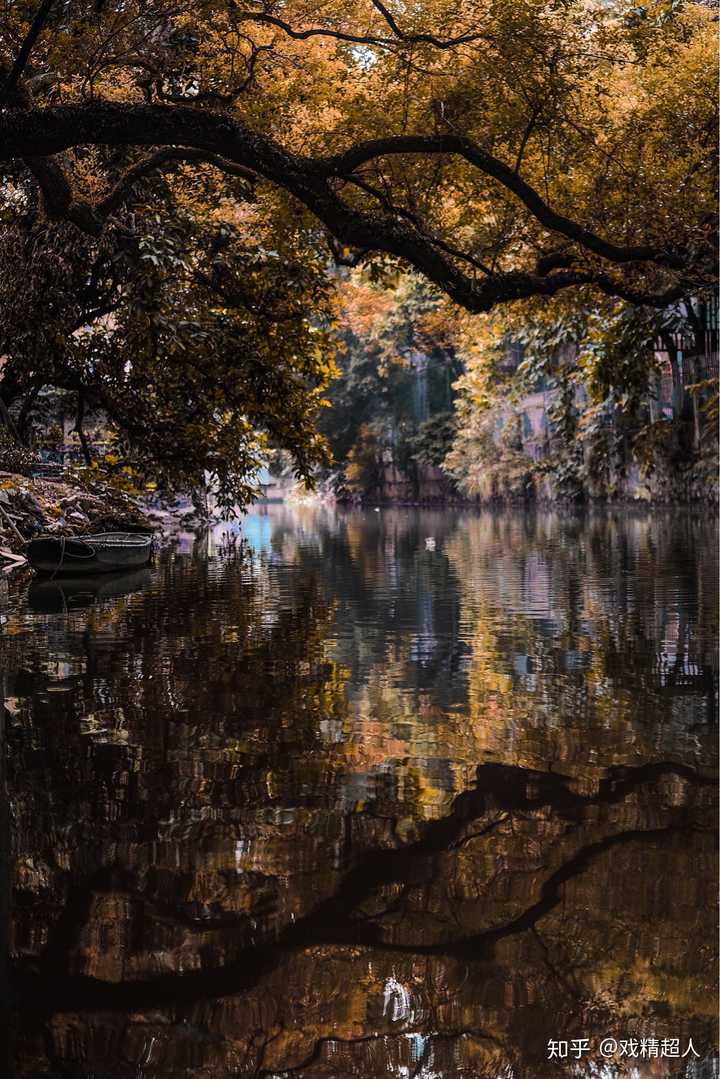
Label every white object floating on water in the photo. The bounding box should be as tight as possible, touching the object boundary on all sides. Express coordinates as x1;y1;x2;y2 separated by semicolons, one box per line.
425;537;436;550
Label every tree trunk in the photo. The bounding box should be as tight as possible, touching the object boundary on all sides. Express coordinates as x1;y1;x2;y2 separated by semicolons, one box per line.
75;392;92;465
0;395;19;444
17;384;42;444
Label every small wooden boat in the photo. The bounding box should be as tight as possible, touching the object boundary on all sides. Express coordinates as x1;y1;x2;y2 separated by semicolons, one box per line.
27;532;153;575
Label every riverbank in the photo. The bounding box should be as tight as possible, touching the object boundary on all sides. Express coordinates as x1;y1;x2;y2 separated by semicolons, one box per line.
331;445;719;508
0;471;152;577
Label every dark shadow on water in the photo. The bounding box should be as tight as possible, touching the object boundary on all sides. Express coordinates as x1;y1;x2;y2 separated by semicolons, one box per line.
28;568;153;613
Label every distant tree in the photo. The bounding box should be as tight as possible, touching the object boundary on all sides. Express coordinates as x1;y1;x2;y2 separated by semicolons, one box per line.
321;274;461;478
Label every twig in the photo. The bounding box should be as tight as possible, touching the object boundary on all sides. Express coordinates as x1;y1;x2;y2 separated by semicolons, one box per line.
0;502;25;543
1;549;28;575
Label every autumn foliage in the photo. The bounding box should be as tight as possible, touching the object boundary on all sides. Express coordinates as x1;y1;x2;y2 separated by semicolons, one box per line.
0;0;716;502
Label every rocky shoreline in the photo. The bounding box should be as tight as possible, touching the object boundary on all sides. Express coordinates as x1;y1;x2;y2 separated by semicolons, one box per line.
3;463;716;580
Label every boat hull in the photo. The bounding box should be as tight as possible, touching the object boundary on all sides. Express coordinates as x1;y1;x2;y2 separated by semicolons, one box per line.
27;533;153;575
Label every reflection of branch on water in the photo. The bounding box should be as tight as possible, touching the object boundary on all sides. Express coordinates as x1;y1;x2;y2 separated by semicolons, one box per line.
447;811;509;849
354;881;413;923
255;1026;504;1078
530;926;583;1001
310;825;707;957
14;760;715;1016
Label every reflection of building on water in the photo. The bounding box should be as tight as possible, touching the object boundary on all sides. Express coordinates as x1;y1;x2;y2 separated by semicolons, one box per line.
409;589;439;668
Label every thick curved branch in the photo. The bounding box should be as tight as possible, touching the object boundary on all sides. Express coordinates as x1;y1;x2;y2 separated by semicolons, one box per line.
237;9;487;50
24;147;256;235
22;155;104;234
367;0;487;47
344;171;495;275
2;103;695;311
319;134;686;269
594;274;688;308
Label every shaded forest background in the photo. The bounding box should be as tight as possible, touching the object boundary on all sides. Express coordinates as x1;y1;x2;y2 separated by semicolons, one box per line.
317;274;717;505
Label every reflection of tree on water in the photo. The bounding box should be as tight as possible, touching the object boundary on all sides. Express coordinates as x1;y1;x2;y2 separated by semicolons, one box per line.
444;511;717;774
11;757;717;1076
5;510;718;1077
258;506;467;706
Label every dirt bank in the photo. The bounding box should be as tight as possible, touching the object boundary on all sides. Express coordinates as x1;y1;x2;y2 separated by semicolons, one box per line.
0;471;152;577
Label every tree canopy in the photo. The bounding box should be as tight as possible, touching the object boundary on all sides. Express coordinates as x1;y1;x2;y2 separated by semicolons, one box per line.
0;168;337;506
1;0;716;313
0;0;716;508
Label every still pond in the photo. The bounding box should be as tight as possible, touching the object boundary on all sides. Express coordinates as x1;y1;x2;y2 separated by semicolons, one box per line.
3;507;718;1077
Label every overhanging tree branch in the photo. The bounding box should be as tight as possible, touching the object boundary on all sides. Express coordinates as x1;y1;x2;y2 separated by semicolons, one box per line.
24;147;256;235
236;8;488;50
367;0;486;47
319;133;686;269
1;103;701;311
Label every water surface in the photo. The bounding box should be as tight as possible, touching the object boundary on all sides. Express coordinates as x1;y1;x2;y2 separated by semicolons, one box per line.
4;507;718;1077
